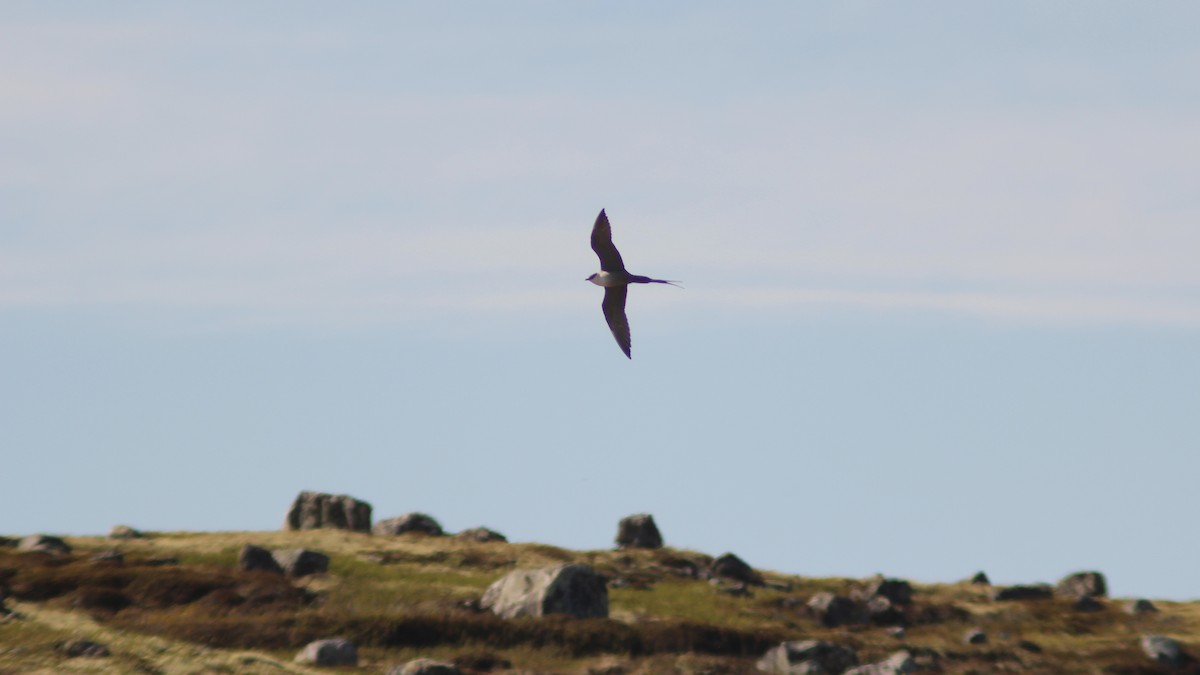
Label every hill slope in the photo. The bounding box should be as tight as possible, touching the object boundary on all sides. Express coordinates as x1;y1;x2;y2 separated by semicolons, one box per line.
1;530;1197;674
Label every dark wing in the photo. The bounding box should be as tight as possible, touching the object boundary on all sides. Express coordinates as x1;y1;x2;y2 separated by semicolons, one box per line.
590;209;627;273
601;285;631;359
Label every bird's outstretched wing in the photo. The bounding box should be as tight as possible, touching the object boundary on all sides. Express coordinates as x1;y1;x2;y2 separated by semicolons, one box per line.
590;209;627;273
602;285;631;359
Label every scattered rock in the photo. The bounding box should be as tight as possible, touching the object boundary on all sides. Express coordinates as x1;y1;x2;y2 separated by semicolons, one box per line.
807;592;860;627
1127;599;1159;615
615;513;663;549
388;657;462;675
858;576;913;605
756;640;858;674
284;491;372;533
238;545;284;575
991;584;1053;601
1018;640;1043;653
108;525;144;539
481;563;608;619
456;527;507;543
970;571;990;585
89;550;124;564
1141;635;1188;668
17;534;71;555
709;552;762;585
764;580;792;592
373;512;444;536
54;639;110;658
964;628;988;645
1073;596;1104;612
845;650;915;675
143;557;179;567
1056;570;1107;599
294;638;357;666
885;626;906;639
865;595;905;626
272;548;330;577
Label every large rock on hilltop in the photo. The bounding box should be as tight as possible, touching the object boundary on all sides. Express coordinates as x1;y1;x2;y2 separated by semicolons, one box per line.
481;563;608;619
238;544;284;574
710;552;762;585
1056;571;1107;599
456;527;507;543
373;512;444;536
615;513;663;549
18;534;71;555
284;491;372;532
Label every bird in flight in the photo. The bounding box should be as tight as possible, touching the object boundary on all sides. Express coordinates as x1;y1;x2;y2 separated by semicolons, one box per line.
587;209;679;359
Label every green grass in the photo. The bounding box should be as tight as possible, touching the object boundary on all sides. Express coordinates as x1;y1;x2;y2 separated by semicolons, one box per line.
3;531;1200;674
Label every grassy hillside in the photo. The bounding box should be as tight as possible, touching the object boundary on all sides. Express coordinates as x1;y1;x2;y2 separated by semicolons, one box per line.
1;529;1197;674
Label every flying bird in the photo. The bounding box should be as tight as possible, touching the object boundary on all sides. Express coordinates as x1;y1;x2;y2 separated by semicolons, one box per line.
586;209;679;359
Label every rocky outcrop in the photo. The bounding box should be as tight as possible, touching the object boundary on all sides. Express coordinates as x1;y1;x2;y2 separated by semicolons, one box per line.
1056;571;1107;598
857;577;913;606
373;512;444;536
615;513;663;549
1141;635;1189;668
756;640;858;674
807;592;860;627
18;534;71;555
294;638;357;666
481;564;608;619
284;491;372;532
710;553;762;585
273;549;330;577
108;525;144;539
1127;599;1158;614
238;545;284;574
456;527;507;543
388;658;462;675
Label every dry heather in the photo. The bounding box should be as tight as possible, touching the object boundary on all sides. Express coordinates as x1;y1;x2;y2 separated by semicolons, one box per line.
1;530;1198;674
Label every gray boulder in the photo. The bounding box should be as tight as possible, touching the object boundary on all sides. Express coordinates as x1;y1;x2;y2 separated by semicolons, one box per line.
807;592;860;627
294;638;357;666
1141;635;1188;668
756;640;858;674
481;563;608;619
844;651;915;675
615;513;663;549
858;577;913;605
373;512;444;536
1127;599;1158;615
272;549;330;577
710;552;762;585
18;534;71;555
387;658;462;675
1056;571;1107;598
89;550;124;564
108;525;144;539
456;527;507;543
238;544;283;574
284;491;372;532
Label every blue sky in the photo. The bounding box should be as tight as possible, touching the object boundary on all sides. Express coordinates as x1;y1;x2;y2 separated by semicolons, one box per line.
3;3;1198;599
